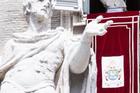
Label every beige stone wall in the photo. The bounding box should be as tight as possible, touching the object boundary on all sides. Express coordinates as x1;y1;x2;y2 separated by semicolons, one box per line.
0;0;27;55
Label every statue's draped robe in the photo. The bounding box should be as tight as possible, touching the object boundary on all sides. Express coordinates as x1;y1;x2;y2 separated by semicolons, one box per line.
55;49;97;93
0;28;97;93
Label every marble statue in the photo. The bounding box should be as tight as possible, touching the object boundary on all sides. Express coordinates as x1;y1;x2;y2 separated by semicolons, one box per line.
100;0;127;12
0;0;113;93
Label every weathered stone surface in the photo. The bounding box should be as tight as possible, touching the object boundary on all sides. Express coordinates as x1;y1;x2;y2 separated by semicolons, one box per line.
0;0;27;54
0;1;61;55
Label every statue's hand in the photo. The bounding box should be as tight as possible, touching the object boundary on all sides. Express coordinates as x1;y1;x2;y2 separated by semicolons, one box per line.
84;15;113;37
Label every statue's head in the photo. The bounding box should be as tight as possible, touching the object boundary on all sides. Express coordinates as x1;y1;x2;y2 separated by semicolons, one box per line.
23;0;55;23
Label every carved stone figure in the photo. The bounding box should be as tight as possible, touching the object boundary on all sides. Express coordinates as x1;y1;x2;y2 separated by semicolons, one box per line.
100;0;127;12
0;0;113;93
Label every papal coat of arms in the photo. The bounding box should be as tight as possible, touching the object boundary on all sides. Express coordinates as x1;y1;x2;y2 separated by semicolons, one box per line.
102;55;124;88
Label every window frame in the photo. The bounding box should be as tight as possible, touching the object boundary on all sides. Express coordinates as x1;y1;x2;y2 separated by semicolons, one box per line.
54;0;82;12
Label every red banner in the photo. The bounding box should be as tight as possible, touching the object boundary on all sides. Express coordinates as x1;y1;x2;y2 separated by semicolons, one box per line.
87;11;139;93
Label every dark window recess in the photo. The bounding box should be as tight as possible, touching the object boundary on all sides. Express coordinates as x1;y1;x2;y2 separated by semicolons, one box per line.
90;0;107;13
90;0;140;13
126;0;140;11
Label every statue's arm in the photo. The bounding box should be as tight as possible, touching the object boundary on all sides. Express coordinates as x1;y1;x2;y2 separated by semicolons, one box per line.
69;16;113;74
68;39;91;74
0;40;14;67
0;40;15;80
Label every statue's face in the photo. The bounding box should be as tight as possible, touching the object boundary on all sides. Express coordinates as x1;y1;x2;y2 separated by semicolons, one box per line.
30;0;53;22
